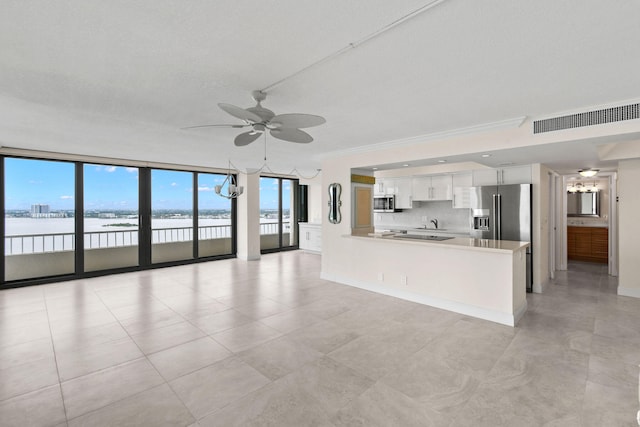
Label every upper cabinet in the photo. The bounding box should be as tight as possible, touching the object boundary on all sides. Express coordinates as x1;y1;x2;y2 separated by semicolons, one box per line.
393;177;413;209
374;177;412;208
451;172;473;208
472;165;531;186
374;178;394;196
411;175;452;201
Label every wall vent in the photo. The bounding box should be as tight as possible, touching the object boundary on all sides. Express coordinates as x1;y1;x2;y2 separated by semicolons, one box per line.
533;103;640;134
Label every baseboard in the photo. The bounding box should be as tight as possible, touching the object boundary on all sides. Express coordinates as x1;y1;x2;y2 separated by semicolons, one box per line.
320;272;523;327
532;278;549;294
237;254;261;261
618;287;640;298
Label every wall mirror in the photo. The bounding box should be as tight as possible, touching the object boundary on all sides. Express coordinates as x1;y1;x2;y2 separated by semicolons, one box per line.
328;183;342;224
567;191;600;217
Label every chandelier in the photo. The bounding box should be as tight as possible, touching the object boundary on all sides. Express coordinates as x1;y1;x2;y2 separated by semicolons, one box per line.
215;162;244;199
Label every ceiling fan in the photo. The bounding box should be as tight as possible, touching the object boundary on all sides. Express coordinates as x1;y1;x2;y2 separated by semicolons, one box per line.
183;90;326;146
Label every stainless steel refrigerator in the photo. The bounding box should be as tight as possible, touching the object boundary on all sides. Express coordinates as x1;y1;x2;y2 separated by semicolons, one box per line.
470;184;532;292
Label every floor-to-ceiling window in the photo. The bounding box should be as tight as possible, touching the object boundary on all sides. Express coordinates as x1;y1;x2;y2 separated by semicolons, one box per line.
151;169;194;264
4;158;76;281
1;156;237;286
83;164;139;272
197;172;234;257
259;176;298;253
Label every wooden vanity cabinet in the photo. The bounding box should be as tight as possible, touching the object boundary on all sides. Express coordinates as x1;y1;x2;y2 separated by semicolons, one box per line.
567;226;608;263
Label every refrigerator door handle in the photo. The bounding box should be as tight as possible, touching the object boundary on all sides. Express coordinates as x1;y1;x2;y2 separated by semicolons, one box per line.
492;194;498;240
496;194;502;240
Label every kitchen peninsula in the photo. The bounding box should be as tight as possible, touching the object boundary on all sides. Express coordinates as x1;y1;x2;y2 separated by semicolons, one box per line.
322;233;529;327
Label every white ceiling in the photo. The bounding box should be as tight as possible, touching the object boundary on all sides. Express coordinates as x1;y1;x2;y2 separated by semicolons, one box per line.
1;0;640;174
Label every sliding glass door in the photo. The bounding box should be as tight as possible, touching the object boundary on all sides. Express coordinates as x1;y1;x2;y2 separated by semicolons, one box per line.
4;158;76;281
151;169;194;264
197;173;234;257
259;176;298;253
83;164;139;272
2;156;237;285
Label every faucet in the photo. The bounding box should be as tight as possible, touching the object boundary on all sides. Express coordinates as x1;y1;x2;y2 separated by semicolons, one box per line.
430;219;438;229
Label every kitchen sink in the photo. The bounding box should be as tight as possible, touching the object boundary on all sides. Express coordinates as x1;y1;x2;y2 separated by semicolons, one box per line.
395;234;454;241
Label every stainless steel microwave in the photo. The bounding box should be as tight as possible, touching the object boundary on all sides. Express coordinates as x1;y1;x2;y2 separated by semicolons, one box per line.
373;195;396;212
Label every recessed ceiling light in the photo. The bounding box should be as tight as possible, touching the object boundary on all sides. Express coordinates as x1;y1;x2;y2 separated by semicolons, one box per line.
437;160;447;163
372;167;378;170
403;164;410;167
481;154;491;158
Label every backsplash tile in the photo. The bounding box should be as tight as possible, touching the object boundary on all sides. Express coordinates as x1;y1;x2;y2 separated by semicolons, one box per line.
375;200;472;231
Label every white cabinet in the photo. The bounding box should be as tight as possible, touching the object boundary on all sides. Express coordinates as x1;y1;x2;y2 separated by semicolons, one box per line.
501;165;531;184
472;165;531;186
299;223;321;253
411;175;452;201
452;172;473;208
393;177;413;209
374;178;395;196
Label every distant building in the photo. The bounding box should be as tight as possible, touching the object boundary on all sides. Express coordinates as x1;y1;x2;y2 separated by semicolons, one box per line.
98;213;117;218
30;204;66;218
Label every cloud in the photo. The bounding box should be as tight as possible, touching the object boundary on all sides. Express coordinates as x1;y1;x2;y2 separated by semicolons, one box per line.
171;182;178;187
60;195;73;200
198;186;214;192
125;167;137;173
105;166;117;173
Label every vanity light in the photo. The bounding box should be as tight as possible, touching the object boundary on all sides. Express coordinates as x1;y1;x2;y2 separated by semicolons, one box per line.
578;168;599;178
567;184;578;193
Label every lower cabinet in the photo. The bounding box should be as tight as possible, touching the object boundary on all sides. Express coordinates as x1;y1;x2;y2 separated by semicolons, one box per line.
567;226;608;263
299;223;321;253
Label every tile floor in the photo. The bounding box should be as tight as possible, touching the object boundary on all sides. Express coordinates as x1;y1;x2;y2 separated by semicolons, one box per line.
0;252;638;426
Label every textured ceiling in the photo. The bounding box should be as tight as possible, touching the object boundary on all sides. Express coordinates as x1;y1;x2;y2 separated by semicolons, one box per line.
1;0;640;174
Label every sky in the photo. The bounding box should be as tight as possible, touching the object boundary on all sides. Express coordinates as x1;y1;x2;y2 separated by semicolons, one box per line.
4;158;291;211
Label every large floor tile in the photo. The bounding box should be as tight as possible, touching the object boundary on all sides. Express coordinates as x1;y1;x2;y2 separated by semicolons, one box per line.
332;381;441;427
0;355;59;401
237;336;323;380
288;320;360;354
211;321;282;353
188;308;253;335
0;384;66;427
169;357;270;419
131;321;206;354
55;336;143;381
67;384;194;427
148;336;232;381
61;358;164;420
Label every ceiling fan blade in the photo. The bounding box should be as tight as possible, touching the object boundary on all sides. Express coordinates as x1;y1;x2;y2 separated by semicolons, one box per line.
270;113;326;129
234;131;262;146
218;103;262;123
181;124;247;130
270;128;313;143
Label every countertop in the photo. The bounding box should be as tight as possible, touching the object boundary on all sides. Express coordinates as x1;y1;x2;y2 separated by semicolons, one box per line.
349;233;529;254
567;223;608;228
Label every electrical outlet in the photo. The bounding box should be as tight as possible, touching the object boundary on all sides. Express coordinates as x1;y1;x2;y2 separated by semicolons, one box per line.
378;273;384;282
400;275;407;286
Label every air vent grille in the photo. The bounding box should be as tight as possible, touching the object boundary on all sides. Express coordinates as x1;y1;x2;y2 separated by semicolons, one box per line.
533;103;640;134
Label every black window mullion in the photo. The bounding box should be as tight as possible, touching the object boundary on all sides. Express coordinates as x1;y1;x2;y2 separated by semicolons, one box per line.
75;163;84;273
193;172;198;259
139;168;152;267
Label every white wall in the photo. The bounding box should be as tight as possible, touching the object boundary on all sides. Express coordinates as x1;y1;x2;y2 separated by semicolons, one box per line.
617;159;640;297
532;164;551;292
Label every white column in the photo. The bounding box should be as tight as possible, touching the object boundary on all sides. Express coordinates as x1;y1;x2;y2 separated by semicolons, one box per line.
237;171;261;261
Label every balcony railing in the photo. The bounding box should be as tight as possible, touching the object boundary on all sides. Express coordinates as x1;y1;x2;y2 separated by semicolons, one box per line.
4;223;288;255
